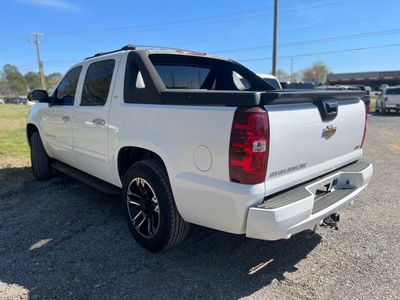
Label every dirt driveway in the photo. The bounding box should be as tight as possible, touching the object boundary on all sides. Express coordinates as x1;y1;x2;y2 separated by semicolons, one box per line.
1;112;399;300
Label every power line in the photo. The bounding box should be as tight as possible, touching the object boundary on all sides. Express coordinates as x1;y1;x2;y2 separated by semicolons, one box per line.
208;29;400;54
0;52;33;63
238;43;400;62
42;0;353;36
173;13;400;47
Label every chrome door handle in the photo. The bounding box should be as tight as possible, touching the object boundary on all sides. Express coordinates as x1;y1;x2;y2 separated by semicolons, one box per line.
62;116;71;122
92;118;105;126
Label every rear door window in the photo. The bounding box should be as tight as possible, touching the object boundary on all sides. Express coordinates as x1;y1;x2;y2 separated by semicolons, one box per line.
81;59;115;106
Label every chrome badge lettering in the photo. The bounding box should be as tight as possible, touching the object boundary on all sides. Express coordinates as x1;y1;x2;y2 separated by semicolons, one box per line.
322;125;337;138
269;163;307;178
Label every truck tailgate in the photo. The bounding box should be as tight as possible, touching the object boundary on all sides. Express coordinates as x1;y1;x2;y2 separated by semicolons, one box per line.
262;91;366;196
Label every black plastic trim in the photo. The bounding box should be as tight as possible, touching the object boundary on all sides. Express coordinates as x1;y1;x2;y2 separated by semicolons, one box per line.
260;160;370;210
51;161;121;195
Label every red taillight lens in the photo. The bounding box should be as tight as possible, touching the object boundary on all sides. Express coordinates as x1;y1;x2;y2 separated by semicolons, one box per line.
229;107;270;184
384;97;388;102
360;106;367;148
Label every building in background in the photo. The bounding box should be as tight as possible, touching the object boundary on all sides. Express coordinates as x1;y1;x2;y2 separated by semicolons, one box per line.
327;70;400;91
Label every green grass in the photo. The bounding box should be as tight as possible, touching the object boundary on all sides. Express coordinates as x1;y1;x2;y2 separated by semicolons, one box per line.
0;104;30;159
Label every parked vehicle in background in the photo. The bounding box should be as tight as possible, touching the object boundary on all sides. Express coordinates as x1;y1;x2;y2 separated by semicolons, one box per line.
0;98;4;104
375;86;400;114
352;85;371;113
11;97;27;105
256;74;282;89
238;73;281;89
280;81;315;89
316;86;369;113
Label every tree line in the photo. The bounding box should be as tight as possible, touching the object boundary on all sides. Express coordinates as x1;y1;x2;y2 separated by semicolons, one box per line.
0;64;62;97
273;61;330;85
0;61;330;97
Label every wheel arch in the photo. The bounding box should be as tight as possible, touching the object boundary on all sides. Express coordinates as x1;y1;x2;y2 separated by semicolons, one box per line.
117;146;167;183
26;123;39;143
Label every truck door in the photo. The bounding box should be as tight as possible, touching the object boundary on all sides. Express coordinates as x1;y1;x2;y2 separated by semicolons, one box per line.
72;58;117;184
41;66;82;168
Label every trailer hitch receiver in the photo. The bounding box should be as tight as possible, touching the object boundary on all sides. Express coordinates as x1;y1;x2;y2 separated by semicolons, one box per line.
322;213;340;230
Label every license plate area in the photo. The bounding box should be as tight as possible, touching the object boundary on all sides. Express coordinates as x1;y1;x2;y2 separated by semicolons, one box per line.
312;177;339;200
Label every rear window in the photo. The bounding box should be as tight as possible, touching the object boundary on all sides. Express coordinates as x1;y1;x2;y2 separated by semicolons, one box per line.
148;54;270;91
386;88;400;95
152;65;211;89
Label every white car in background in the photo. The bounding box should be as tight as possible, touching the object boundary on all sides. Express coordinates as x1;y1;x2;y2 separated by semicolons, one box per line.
375;86;400;114
236;73;282;90
256;74;282;89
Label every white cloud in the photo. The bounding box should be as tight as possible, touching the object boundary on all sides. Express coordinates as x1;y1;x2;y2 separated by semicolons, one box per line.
16;0;81;12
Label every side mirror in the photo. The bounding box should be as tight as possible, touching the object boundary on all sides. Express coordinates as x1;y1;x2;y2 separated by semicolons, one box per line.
27;89;50;103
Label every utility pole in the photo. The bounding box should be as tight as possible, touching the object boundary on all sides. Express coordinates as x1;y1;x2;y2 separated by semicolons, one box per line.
290;58;293;80
31;32;46;90
272;0;278;76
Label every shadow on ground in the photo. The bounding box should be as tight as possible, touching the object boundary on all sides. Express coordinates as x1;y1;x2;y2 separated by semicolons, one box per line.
0;166;33;189
0;175;321;299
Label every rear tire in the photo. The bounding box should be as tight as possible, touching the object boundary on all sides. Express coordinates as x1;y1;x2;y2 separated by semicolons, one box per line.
30;132;53;181
121;160;190;252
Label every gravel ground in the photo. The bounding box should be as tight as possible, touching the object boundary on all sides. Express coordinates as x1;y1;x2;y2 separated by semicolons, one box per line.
1;112;399;300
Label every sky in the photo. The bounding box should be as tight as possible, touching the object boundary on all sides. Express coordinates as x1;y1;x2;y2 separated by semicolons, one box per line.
1;0;400;78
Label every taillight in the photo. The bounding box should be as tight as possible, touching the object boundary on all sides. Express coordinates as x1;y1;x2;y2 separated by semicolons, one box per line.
229;107;270;184
384;97;388;102
360;106;367;148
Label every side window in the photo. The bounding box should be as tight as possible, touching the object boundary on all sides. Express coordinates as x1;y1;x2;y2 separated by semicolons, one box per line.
81;59;115;106
56;66;82;105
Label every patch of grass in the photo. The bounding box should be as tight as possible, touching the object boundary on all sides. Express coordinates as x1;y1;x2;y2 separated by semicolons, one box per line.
0;104;33;188
370;105;376;113
0;104;31;169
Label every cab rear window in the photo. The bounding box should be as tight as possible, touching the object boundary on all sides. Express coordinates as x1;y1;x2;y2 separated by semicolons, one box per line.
386;88;400;95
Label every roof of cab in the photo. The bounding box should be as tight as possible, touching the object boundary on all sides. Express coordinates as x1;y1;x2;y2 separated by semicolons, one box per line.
84;44;229;61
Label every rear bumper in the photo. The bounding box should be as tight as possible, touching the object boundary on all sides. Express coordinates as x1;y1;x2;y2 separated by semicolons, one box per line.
384;104;400;109
246;161;373;240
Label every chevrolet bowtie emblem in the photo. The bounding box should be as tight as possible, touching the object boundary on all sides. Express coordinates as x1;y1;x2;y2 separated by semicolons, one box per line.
322;125;337;138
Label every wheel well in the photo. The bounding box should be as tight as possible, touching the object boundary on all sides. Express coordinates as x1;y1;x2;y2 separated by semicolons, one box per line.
117;147;166;182
26;124;39;143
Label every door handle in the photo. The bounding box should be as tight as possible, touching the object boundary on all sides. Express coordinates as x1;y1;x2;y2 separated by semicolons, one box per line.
62;116;71;122
92;118;105;126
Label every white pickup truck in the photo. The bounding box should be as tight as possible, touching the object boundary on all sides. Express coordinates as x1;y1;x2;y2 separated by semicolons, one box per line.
375;86;400;114
27;45;373;252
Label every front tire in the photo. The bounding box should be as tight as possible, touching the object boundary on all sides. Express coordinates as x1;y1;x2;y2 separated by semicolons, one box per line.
30;132;53;181
121;160;190;252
